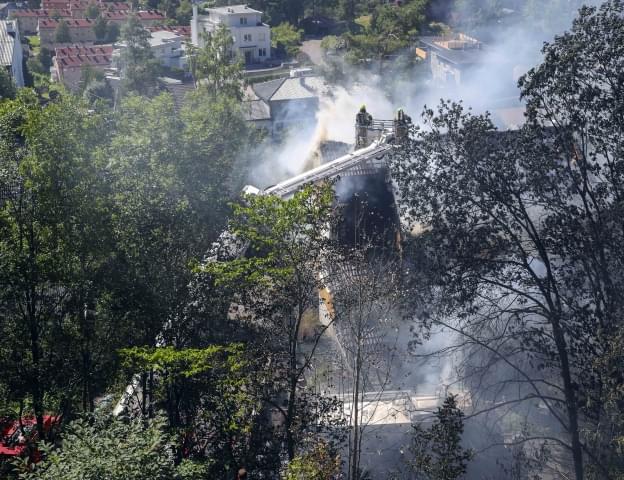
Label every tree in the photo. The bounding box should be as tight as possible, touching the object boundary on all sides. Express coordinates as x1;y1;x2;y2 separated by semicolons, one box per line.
202;184;344;461
0;92;117;434
391;2;624;478
330;247;407;480
93;15;108;41
119;15;160;96
106;21;120;42
0;68;15;99
85;2;100;19
370;0;427;39
20;414;181;480
271;22;303;58
409;395;474;480
119;344;272;477
175;0;192;25
188;25;243;100
283;441;341;480
54;19;71;43
83;79;114;106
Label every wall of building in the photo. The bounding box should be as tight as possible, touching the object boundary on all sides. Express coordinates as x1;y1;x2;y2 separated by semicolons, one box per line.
192;5;271;64
430;52;461;85
3;20;24;86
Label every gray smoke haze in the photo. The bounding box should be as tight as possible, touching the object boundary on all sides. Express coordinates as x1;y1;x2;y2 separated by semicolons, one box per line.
247;0;604;191
244;2;602;476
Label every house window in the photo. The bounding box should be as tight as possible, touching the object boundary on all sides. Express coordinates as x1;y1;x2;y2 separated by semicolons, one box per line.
258;47;266;57
239;16;247;25
244;33;252;42
259;32;265;41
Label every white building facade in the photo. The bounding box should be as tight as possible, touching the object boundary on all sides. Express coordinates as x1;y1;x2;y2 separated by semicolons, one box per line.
191;4;271;65
0;19;24;87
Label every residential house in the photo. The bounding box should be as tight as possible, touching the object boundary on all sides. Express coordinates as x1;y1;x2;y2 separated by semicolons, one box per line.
53;43;113;90
38;17;97;47
147;24;190;39
113;28;186;70
39;0;131;17
11;8;71;34
0;2;23;20
246;72;326;132
0;19;23;87
148;29;185;68
99;9;165;26
191;4;270;65
417;33;485;86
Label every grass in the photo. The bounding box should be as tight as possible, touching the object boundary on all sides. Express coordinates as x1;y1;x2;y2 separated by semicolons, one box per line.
26;35;41;56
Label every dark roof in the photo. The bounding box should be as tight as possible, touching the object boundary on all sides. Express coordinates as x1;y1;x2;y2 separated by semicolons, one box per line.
251;77;285;102
158;76;196;111
242;99;270;121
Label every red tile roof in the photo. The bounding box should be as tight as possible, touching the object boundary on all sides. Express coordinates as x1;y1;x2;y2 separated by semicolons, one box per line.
99;10;165;20
147;25;190;37
135;10;165;19
57;53;111;69
55;44;113;58
39;17;95;28
97;1;131;10
12;8;71;16
41;0;71;8
99;10;126;19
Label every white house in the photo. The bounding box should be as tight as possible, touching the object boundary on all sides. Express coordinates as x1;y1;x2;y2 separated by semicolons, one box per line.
191;3;271;65
113;30;187;71
0;19;23;88
148;30;186;69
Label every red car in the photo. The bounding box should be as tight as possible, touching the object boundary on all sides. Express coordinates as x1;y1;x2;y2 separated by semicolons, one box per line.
0;415;60;460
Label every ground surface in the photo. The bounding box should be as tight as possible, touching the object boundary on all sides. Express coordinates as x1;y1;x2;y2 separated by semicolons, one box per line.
301;39;325;66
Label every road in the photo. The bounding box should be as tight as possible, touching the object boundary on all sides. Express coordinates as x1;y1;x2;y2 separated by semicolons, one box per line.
301;38;325;66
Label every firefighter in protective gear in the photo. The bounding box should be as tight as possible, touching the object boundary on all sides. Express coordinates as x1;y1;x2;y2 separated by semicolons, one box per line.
394;108;412;142
356;104;373;126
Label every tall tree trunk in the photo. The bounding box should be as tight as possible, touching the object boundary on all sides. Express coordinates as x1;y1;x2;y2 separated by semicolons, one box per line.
552;318;584;480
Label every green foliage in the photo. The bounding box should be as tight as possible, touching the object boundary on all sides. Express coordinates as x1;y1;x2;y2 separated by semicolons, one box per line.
119;344;267;477
204;183;335;292
175;0;193;24
119;15;161;96
106;22;120;42
20;414;179;480
93;15;108;41
0;68;16;99
79;65;104;91
0;91;118;424
271;22;303;58
202;184;345;461
409;395;473;480
188;25;243;100
54;19;71;43
370;0;427;38
320;34;344;52
283;441;341;480
85;2;100;19
83;79;114;106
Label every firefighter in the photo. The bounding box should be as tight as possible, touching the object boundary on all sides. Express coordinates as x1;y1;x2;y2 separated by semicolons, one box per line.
394;108;412;141
395;107;411;125
356;104;373;126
